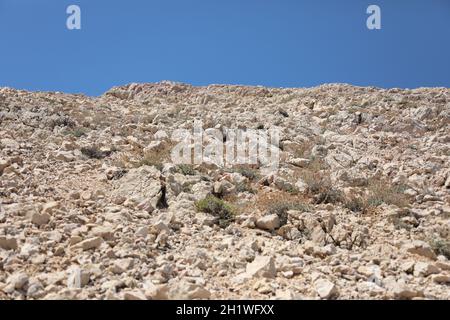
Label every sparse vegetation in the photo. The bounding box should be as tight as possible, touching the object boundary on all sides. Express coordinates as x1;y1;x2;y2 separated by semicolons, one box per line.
177;164;196;176
2;82;449;299
137;156;164;171
233;166;259;181
65;127;88;137
365;179;410;208
268;201;311;226
344;195;369;213
135;143;174;171
235;182;256;194
195;195;235;228
49;116;76;129
429;238;450;259
303;171;343;204
278;109;289;117
343;179;410;213
81;146;112;159
108;168;128;180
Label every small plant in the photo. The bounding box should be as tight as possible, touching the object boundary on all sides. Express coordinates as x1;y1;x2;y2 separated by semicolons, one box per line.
303;171;343;204
278;109;289;117
177;164;196;176
81;146;110;159
390;216;414;230
366;179;410;208
235;182;256;194
344;196;368;213
66;127;88;137
284;185;299;195
292;141;314;159
195;195;235;228
108;169;128;180
429;238;450;259
135;142;174;171
268;201;311;226
137;157;164;171
50;116;76;129
234;166;259;181
182;184;193;193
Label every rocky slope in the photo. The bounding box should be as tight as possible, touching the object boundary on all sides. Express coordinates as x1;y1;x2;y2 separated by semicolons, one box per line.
0;81;449;300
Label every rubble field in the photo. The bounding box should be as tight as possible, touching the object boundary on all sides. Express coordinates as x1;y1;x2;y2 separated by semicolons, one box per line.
0;82;449;300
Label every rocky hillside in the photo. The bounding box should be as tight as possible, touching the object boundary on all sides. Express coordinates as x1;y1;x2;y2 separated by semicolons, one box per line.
0;82;449;300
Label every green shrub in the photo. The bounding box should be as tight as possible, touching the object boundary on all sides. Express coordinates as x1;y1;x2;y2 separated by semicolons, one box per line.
235;182;256;194
366;180;410;208
235;167;259;181
344;196;368;213
303;172;343;204
50;116;76;129
195;195;235;228
177;164;196;176
69;127;88;137
136;158;163;171
81;146;111;159
429;238;450;259
268;201;311;226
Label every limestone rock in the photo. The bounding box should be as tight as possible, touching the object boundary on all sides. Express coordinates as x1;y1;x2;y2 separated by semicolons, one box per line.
168;281;211;300
256;215;280;231
73;237;103;251
31;212;51;226
246;256;277;278
314;279;339;299
0;236;18;250
403;240;437;260
67;266;90;288
413;262;440;277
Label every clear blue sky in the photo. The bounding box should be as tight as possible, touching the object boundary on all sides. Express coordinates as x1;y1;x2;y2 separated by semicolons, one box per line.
0;0;449;96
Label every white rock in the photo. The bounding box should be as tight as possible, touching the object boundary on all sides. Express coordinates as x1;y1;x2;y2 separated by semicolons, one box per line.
213;180;235;195
135;226;149;238
295;179;308;192
123;290;147;300
413;262;440;277
400;261;415;273
168;281;211;300
67;266;90;289
0;236;18;250
314;279;339;299
288;158;310;168
42;201;60;214
0;158;10;174
111;258;134;274
7;272;29;290
31;212;51;226
54;151;75;162
403;240;437;260
392;283;424;299
154;130;168;140
246;256;276;278
432;274;450;284
256;214;280;231
356;281;385;296
26;280;44;298
73;237;103;251
144;282;169;300
90;225;114;241
20;243;39;257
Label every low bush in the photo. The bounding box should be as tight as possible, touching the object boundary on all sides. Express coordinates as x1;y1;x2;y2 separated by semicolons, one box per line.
81;146;111;159
195;195;235;228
